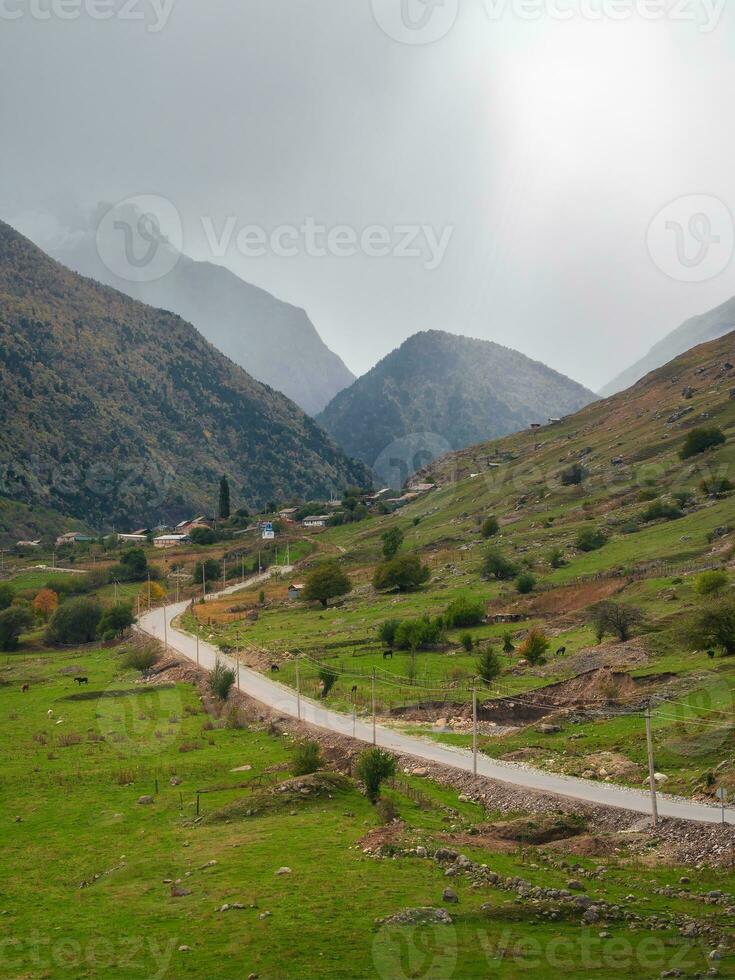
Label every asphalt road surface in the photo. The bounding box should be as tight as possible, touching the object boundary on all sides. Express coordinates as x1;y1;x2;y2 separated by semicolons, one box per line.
138;579;732;826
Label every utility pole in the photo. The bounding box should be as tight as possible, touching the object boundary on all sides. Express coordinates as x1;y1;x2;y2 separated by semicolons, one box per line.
202;563;207;600
645;707;659;828
295;656;301;721
113;579;119;603
472;686;478;777
372;669;377;746
196;627;200;667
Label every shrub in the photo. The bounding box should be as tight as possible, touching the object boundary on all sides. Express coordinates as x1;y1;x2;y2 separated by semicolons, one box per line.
482;549;519;581
673;490;695;508
190;526;217;545
112;547;148;582
638;488;658;502
194;559;221;586
589;601;644;642
0;606;34;651
98;602;135;640
394;617;444;652
695;570;729;597
378;619;402;649
700;477;733;498
376;796;400;824
373;554;430;593
33;588;59;622
318;666;338;698
548;547;566;569
477;648;501;683
356;748;396;803
689;598;735;655
444;596;485;628
302;561;352;607
209;659;236;700
381;527;404;559
560;463;588;486
0;583;15;611
516;573;536;595
680;427;726;459
481;515;500;538
640;499;683;524
460;632;474;652
123;642;161;673
291;739;323;776
502;632;515;654
575;528;608;552
519;629;549;665
46;597;103;645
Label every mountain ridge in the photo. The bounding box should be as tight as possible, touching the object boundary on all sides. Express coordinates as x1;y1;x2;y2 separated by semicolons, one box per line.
28;210;354;416
316;329;596;483
600;295;735;396
0;220;369;527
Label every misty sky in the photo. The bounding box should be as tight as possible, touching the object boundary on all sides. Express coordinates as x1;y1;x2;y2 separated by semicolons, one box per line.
2;0;735;391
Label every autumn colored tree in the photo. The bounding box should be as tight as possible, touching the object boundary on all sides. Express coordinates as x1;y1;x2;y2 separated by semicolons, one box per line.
138;580;167;607
33;588;59;622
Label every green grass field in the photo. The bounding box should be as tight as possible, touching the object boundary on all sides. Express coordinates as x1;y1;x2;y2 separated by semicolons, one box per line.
2;641;735;979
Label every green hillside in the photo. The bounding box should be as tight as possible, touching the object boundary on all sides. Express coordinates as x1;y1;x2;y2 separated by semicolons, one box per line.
0;221;369;529
195;329;735;798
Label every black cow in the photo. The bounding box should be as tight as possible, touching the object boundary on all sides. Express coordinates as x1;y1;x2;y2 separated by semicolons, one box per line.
383;650;393;660
270;664;280;673
555;647;566;657
74;676;89;685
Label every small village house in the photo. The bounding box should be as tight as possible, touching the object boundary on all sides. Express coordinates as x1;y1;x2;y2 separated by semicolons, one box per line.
302;515;330;528
55;532;95;547
154;533;190;549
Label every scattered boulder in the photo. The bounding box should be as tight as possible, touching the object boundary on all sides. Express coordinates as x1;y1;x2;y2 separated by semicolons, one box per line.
137;795;154;806
275;867;292;876
377;908;453;927
442;887;459;904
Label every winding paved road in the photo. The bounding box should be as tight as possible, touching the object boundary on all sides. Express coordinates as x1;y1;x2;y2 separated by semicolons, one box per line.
138;577;732;826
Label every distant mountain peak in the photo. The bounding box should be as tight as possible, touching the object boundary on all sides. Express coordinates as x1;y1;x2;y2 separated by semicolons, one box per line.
600;295;735;396
18;206;354;416
317;330;596;485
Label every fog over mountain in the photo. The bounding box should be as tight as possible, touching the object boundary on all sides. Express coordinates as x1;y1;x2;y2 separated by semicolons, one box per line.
3;4;735;391
601;296;735;396
27;205;354;416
